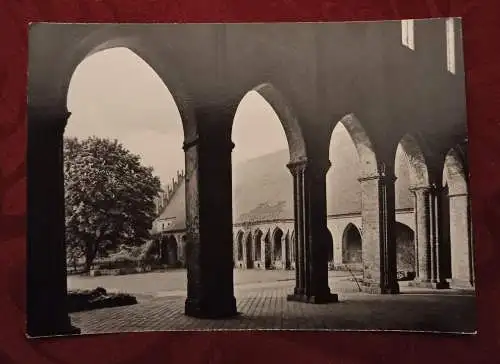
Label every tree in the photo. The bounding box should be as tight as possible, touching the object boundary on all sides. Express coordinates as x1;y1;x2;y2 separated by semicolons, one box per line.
64;136;162;272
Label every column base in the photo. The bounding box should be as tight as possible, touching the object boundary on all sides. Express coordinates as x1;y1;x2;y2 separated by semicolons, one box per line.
185;296;238;319
287;292;339;304
361;281;400;294
27;317;81;338
408;280;450;289
450;279;475;290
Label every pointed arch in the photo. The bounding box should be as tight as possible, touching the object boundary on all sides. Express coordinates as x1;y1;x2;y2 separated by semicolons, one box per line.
333;113;379;178
272;227;284;261
398;134;430;188
232;83;307;163
395;222;415;276
159;235;178;266
254;229;263;262
443;143;473;287
39;27;197;140
443;146;468;196
342;223;362;264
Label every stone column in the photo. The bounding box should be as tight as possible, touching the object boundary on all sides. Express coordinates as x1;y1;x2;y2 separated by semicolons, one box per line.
280;235;287;269
264;235;268;269
243;232;249;269
285;233;292;270
246;232;254;269
269;233;275;266
27;107;80;337
287;159;338;303
183;129;237;318
409;186;432;286
232;234;237;267
252;233;261;269
429;185;450;289
449;192;474;288
469;196;476;287
358;172;399;294
290;232;296;269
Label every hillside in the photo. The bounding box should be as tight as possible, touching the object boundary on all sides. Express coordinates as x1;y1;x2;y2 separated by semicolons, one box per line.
157;145;413;231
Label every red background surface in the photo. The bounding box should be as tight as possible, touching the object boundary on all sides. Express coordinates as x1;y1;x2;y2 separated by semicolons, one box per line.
0;1;498;363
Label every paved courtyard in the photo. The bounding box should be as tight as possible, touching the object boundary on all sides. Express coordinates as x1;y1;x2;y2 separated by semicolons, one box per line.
68;269;476;334
68;268;307;296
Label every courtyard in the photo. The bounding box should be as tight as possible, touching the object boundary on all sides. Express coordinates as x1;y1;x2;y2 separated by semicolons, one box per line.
68;269;476;334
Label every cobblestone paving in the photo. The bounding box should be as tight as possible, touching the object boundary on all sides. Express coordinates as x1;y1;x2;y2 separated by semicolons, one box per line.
70;281;476;335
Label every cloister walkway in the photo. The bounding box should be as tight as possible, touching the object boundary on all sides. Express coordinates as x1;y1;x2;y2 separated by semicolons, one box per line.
68;271;475;334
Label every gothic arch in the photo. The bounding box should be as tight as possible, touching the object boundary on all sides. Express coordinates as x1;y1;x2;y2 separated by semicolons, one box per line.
443;144;473;287
342;223;362;265
332;113;380;178
166;235;179;266
233;83;307;163
398;134;430;188
395;222;415;275
30;27;197;140
272;227;284;261
443;146;468;196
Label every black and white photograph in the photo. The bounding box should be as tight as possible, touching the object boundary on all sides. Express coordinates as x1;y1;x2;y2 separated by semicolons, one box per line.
26;18;476;338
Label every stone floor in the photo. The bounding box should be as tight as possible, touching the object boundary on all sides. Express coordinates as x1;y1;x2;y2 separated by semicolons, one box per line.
68;270;476;335
68;268;302;294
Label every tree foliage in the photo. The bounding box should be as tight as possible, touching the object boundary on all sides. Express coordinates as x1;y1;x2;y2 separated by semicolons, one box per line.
64;136;162;272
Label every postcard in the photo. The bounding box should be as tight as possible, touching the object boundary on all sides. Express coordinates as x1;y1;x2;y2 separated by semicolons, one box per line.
26;19;475;338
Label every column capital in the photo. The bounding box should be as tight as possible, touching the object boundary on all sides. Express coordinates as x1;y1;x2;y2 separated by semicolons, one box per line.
358;173;397;184
28;106;71;134
286;158;331;177
310;158;332;176
408;185;432;193
183;134;235;153
286;158;308;176
183;135;200;151
428;182;445;193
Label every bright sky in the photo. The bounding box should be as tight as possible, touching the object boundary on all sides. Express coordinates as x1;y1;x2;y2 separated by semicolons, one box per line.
65;47;288;186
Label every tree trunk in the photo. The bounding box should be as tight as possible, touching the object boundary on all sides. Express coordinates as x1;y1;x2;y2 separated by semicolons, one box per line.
84;241;99;273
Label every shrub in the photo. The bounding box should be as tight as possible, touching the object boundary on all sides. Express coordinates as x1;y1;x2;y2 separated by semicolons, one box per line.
67;287;138;312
